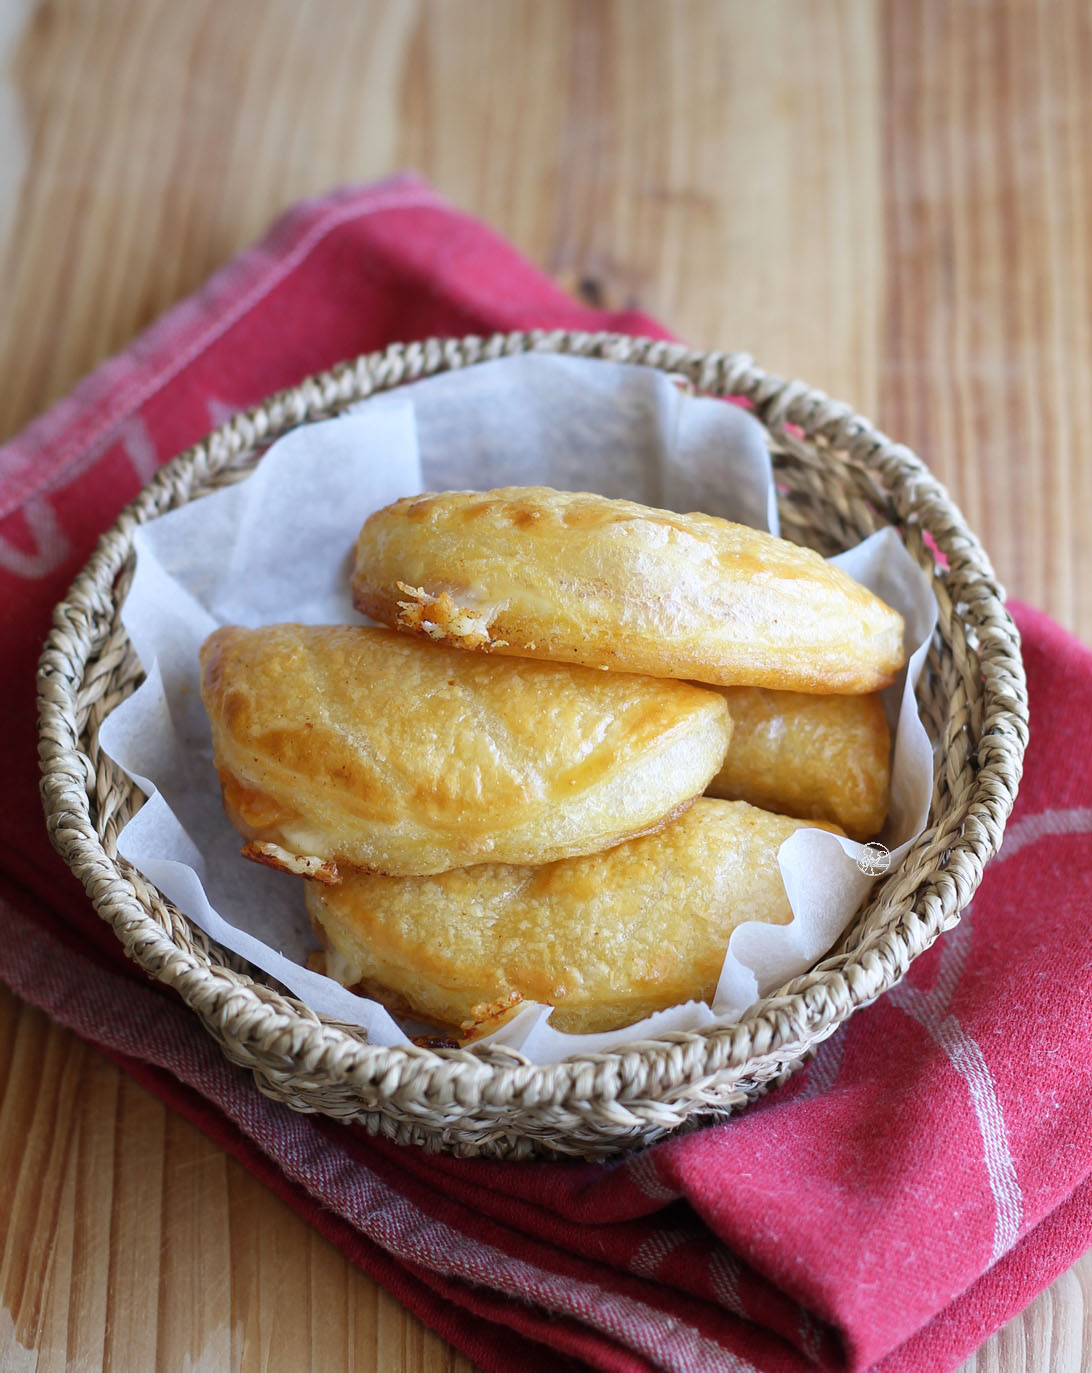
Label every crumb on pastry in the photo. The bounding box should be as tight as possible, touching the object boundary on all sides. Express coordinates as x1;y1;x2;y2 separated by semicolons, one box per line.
394;581;501;649
459;991;525;1040
411;1033;462;1050
241;840;341;885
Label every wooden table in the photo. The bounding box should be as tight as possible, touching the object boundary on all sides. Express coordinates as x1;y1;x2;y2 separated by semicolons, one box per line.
2;2;1089;1368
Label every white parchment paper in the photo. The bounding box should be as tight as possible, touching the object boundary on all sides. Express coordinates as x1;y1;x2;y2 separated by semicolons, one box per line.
98;354;937;1064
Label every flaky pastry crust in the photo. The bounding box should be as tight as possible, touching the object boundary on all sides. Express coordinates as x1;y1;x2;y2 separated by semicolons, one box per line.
352;487;906;693
306;798;843;1038
199;623;731;878
707;687;891;841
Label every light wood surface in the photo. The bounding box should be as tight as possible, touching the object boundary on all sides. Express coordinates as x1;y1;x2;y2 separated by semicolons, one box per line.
2;2;1089;1370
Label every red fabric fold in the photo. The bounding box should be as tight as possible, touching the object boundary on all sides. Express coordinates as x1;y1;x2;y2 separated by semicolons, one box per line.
2;177;1089;1373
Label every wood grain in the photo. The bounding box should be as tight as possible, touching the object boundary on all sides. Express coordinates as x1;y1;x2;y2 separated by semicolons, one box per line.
0;988;476;1372
1;1;1089;1369
879;0;1092;641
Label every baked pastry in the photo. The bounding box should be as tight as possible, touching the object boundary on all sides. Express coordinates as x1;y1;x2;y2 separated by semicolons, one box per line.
306;798;842;1037
200;623;731;879
352;486;905;693
707;687;890;841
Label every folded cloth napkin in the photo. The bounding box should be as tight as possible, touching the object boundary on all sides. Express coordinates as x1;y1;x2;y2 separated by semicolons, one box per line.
1;175;1090;1373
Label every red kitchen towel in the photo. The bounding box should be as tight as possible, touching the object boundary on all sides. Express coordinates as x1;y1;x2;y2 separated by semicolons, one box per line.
2;176;1090;1373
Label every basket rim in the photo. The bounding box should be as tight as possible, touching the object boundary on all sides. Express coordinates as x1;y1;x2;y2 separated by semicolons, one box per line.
36;330;1030;1113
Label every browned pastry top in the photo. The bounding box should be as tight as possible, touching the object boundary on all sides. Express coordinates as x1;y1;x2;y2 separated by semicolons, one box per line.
352;487;906;693
200;622;731;877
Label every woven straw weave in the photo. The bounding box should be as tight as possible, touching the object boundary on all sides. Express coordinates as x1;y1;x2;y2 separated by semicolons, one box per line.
37;331;1029;1159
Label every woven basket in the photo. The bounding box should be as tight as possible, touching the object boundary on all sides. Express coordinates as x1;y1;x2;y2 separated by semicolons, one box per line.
37;331;1029;1159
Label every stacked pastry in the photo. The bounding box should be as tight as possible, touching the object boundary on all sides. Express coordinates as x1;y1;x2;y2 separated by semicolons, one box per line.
200;487;904;1040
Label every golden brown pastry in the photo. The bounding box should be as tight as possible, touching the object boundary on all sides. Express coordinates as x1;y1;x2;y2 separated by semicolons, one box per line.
306;798;843;1037
352;486;905;694
707;687;891;841
200;623;731;879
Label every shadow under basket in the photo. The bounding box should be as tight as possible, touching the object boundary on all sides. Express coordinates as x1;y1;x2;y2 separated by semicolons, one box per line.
36;332;1029;1160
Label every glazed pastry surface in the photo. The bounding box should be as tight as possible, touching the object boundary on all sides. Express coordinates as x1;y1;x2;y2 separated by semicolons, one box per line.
200;623;731;877
307;798;842;1037
707;687;891;841
352;486;906;693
